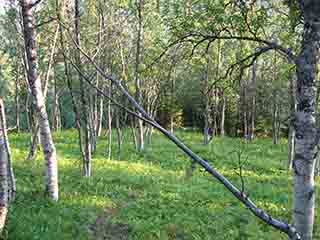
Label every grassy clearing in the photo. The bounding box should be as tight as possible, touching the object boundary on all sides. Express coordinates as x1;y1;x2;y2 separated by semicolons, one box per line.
3;130;320;239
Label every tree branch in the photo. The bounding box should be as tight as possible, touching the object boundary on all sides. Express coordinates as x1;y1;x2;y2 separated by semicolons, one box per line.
191;32;296;62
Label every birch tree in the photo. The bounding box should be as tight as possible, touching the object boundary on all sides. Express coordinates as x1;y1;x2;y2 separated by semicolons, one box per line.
74;0;92;176
0;99;8;234
20;0;59;201
291;1;320;239
134;0;145;152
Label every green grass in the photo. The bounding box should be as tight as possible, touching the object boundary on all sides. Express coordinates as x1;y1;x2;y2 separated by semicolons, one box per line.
3;130;320;239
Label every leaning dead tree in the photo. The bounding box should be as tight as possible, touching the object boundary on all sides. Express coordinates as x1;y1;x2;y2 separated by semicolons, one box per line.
65;36;301;239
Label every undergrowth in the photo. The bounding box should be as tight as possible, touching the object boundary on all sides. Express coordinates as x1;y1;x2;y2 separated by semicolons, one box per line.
3;130;320;239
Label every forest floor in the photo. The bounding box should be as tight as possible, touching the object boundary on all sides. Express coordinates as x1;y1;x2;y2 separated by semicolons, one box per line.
3;130;320;240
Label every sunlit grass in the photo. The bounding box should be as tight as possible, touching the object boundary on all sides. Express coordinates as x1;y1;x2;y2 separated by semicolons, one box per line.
3;130;320;239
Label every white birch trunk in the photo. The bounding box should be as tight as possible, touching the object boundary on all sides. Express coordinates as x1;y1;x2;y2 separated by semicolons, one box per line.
0;126;8;234
292;2;320;238
21;0;59;201
0;99;16;201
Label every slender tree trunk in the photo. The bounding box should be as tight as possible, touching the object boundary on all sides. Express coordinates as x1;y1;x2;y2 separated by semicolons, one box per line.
15;66;20;133
292;3;320;239
27;22;59;158
57;0;87;167
26;124;39;161
96;9;106;138
52;66;61;131
239;66;248;139
89;95;97;154
75;0;92;176
26;96;39;161
213;89;218;136
131;116;138;151
115;108;122;159
0;118;8;234
92;89;98;142
170;113;174;134
238;43;249;140
134;0;145;152
272;89;279;145
220;90;226;137
277;103;282;140
315;154;320;176
107;84;112;160
145;95;157;145
236;92;241;137
0;99;16;201
203;50;213;144
96;94;104;137
249;60;257;140
52;94;61;131
170;71;176;133
242;82;248;139
214;41;221;137
21;0;58;200
26;92;31;132
146;126;154;145
272;54;278;145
